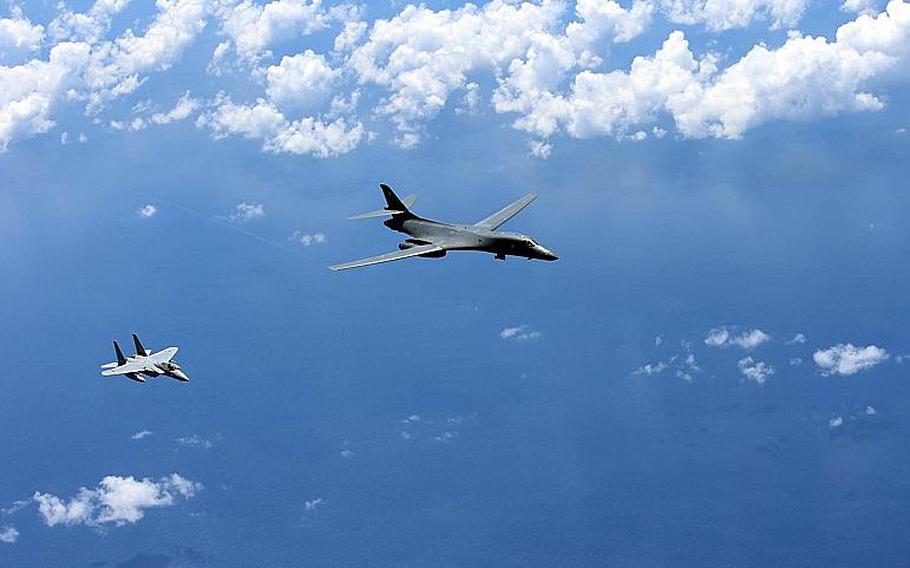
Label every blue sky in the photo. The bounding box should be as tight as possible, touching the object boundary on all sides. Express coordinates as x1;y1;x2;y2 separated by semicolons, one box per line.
2;1;910;566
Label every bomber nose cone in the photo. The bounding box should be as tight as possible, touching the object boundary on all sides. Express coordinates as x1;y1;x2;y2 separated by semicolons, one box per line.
541;247;558;261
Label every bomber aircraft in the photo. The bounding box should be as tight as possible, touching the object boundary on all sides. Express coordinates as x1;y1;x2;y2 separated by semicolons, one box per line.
100;334;189;383
330;184;558;270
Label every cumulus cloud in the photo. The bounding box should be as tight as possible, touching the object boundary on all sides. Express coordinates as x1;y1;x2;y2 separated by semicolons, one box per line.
0;525;18;544
0;8;44;62
150;91;199;124
138;204;157;218
176;434;213;448
208;0;332;67
199;97;364;157
227;202;265;222
659;0;809;31
131;429;153;439
634;361;669;375
497;1;910;146
705;327;771;349
842;0;881;15
288;230;326;246
787;333;807;344
737;356;775;384
829;415;844;428
33;474;200;528
3;0;910;155
813;343;889;375
266;50;338;112
1;0;207;150
500;325;542;341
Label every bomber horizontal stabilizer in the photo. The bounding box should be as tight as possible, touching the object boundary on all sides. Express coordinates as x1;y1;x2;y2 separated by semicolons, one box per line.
347;194;417;220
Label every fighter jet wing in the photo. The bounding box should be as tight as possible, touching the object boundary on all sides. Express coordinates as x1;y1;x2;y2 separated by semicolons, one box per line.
147;347;178;364
330;244;443;271
474;194;536;230
101;361;155;376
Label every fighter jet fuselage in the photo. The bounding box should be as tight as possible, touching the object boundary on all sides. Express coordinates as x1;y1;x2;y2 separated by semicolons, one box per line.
100;334;189;383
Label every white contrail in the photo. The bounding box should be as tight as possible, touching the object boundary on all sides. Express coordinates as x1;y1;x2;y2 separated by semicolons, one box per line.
153;197;302;256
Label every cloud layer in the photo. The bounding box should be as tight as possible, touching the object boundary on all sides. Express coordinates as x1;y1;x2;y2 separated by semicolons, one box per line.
2;0;910;155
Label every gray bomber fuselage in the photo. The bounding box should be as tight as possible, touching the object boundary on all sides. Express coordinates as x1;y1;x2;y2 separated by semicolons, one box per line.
387;215;558;261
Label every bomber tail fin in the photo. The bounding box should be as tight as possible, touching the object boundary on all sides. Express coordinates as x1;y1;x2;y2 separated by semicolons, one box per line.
347;184;416;220
113;341;127;365
132;333;149;356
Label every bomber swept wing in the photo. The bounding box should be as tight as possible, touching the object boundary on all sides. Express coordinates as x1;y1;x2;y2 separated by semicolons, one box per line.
330;244;443;271
331;184;556;270
474;194;536;230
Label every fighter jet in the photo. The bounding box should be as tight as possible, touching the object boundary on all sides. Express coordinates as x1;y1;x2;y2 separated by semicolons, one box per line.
330;184;558;270
100;334;189;383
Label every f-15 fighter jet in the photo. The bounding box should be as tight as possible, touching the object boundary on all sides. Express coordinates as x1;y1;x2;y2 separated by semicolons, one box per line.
330;184;558;270
100;334;189;383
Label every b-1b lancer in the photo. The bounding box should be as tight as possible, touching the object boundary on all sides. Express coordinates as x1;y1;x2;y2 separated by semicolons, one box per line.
330;184;558;270
100;334;189;383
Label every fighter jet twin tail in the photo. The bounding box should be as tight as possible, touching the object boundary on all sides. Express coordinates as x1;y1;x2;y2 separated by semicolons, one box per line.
330;184;558;270
100;334;189;384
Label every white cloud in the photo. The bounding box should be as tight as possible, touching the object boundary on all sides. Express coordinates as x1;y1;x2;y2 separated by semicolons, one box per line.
33;474;200;528
1;0;207;151
228;202;265;222
176;434;213;448
813;343;889;375
304;497;324;511
497;1;910;144
705;327;771;349
266;50;337;112
634;361;668;375
2;0;910;155
0;18;42;62
829;415;844;428
150;91;199;124
349;0;643;146
288;230;326;246
787;332;807;344
0;41;91;152
49;0;130;44
333;20;366;52
0;8;44;62
138;204;157;218
528;139;552;158
131;429;153;439
842;0;881;15
209;0;331;66
200;97;364;157
2;499;29;515
500;325;542;341
659;0;808;31
0;525;18;544
737;356;774;384
340;449;355;458
865;405;877;415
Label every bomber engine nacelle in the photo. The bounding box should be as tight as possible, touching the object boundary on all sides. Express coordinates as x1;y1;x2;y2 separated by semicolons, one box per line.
398;239;432;251
419;249;446;258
